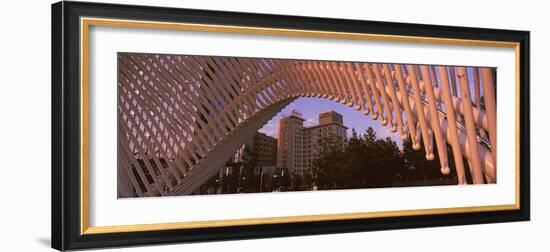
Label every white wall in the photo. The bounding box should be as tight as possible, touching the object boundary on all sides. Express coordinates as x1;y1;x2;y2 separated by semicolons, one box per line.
0;0;547;251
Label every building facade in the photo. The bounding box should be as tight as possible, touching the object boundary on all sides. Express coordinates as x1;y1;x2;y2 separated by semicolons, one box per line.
252;132;278;166
319;110;344;125
277;110;348;180
276;115;305;175
230;132;277;166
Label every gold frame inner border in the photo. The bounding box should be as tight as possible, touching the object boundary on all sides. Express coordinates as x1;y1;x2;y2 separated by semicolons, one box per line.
80;17;521;235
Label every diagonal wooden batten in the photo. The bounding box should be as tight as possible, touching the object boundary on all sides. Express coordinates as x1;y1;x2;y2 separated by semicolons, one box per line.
406;65;434;160
354;63;377;118
371;64;394;128
456;67;484;184
339;63;360;109
322;62;344;102
363;63;386;121
420;65;450;174
438;66;467;183
333;62;355;107
480;68;497;182
393;64;418;147
311;61;334;99
345;63;368;113
382;64;406;137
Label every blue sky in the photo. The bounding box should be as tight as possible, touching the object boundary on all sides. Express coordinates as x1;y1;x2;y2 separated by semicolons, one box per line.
258;97;403;147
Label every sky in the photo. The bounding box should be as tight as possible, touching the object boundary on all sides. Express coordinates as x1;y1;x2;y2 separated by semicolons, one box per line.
258;97;403;147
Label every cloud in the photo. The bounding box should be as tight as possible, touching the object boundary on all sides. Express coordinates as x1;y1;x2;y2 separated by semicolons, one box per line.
263;122;276;128
303;117;318;127
258;127;277;138
259;122;278;138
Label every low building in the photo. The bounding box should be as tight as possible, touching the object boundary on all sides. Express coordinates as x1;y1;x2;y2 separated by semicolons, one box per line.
252;132;278;166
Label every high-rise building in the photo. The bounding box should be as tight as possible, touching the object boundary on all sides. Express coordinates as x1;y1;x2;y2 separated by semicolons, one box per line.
277;110;347;180
277;115;305;175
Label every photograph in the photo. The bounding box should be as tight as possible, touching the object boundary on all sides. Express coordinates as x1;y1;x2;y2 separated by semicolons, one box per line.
117;53;497;198
46;1;533;250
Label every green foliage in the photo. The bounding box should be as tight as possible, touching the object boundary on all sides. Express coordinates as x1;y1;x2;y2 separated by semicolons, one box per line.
240;144;260;192
314;127;459;189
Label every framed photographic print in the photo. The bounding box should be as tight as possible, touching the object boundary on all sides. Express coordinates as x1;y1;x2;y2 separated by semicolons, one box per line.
51;1;530;250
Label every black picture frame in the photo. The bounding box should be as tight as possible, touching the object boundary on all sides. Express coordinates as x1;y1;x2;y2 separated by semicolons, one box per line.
52;1;530;251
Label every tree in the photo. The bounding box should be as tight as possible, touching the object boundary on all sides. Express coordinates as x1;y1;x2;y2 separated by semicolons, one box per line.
240;144;259;192
313;127;403;189
313;136;347;189
360;135;402;187
364;127;377;143
312;126;469;189
398;136;460;184
302;173;313;188
292;174;303;190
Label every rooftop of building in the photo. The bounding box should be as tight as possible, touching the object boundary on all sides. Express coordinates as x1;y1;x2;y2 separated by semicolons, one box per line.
319;109;340;114
255;132;278;140
303;121;348;130
281;114;305;121
279;110;347;130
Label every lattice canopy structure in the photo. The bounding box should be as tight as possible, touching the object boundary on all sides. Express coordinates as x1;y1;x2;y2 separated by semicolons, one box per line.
117;53;497;197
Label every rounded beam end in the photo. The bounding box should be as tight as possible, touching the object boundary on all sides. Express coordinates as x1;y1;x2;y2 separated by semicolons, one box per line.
441;166;451;175
426;153;435;160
